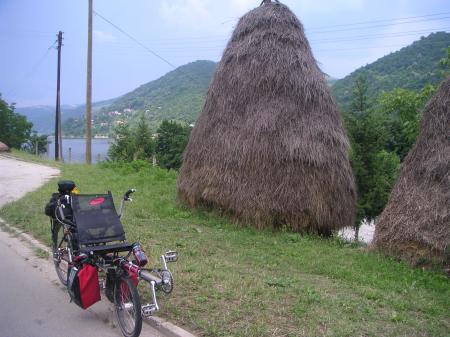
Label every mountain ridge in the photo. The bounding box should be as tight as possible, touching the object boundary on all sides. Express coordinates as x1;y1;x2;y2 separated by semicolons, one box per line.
17;32;450;136
332;31;450;107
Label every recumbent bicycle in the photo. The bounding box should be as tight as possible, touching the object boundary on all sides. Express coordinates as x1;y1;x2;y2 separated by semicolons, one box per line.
45;180;177;337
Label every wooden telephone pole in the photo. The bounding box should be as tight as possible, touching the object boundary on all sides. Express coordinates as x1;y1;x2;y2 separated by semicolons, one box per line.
55;31;63;161
85;0;93;164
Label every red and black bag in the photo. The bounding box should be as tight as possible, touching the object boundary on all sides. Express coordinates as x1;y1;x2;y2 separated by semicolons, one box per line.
68;264;101;309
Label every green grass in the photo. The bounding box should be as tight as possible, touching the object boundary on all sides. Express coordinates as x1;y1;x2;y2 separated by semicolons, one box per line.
2;149;61;167
34;247;50;259
0;161;448;337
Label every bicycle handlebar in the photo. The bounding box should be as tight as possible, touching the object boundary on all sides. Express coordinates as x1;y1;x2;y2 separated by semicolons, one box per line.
124;188;136;201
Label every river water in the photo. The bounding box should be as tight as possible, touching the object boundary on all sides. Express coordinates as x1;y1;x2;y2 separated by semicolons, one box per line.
46;138;110;163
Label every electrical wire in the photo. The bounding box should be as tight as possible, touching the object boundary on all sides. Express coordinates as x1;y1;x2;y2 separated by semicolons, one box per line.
92;10;200;84
307;11;450;31
306;16;450;35
93;10;178;70
6;40;57;99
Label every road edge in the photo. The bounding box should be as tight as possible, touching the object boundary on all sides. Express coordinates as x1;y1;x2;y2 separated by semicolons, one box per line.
0;217;197;337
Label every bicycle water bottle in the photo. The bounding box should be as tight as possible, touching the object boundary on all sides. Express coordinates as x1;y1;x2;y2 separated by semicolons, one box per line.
132;243;148;267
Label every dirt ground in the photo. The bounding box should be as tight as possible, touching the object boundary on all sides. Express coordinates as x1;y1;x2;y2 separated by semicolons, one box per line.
0;155;60;208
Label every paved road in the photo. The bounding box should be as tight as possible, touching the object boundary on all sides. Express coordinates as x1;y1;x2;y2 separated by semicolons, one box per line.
0;156;60;207
0;156;161;337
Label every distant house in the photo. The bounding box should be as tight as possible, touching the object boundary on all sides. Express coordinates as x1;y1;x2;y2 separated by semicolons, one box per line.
0;141;10;152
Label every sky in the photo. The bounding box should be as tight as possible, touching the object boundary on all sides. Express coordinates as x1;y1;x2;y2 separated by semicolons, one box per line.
0;0;449;107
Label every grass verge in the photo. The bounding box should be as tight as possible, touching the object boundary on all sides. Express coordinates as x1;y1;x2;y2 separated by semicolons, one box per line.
1;149;60;167
0;161;448;337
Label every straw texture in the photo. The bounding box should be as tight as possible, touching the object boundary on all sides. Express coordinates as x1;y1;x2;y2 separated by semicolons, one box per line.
177;2;356;233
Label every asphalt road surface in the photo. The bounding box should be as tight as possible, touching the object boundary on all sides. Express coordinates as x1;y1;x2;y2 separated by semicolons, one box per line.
0;155;161;337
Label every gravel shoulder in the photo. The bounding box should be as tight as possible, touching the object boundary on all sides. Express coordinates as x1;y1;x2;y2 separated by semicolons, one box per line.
0;155;60;208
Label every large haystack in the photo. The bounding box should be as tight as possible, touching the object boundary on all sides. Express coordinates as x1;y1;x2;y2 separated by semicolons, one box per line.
177;1;356;233
373;76;450;267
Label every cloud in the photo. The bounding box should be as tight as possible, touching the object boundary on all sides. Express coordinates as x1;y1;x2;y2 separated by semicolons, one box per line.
159;0;215;31
93;30;116;42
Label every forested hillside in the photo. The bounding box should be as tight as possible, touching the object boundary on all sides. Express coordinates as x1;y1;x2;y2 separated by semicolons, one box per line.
101;60;216;126
332;32;450;107
17;33;450;137
16;98;116;135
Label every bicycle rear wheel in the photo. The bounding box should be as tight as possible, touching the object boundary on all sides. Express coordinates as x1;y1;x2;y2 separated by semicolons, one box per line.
52;221;70;286
114;275;142;337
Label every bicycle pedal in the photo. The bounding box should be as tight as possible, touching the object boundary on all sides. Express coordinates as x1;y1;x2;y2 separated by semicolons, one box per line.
164;251;178;263
141;304;157;317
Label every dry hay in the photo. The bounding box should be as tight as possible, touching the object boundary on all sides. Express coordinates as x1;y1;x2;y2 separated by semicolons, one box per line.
0;141;10;152
177;1;356;234
373;76;450;268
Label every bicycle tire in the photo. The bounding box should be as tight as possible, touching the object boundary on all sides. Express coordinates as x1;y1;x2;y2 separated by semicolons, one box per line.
52;221;70;286
114;274;142;337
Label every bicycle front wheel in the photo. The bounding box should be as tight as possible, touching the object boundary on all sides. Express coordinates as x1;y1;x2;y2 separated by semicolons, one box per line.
114;275;142;337
52;221;70;286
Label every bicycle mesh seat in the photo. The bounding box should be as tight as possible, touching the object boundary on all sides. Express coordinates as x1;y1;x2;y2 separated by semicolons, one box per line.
71;192;126;246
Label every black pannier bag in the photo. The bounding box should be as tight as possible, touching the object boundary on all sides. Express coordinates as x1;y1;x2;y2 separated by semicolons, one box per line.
44;193;60;217
67;263;101;309
44;180;76;218
45;194;73;220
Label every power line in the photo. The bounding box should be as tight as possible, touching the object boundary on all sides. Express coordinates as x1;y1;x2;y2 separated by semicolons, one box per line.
310;27;450;43
89;26;450;54
306;16;450;35
219;11;450;30
93;10;178;70
6;40;57;100
92;10;202;85
306;11;450;31
85;20;450;48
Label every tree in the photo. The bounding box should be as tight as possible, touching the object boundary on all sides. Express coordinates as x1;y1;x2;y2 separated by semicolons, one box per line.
23;132;50;155
344;77;401;239
376;85;434;160
156;120;191;170
349;75;369;115
0;95;32;148
134;114;154;160
363;150;400;218
108;122;136;162
439;46;450;72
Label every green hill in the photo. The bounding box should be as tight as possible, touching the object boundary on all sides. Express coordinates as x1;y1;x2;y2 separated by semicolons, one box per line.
100;60;216;128
332;32;450;107
16;98;116;135
26;33;450;137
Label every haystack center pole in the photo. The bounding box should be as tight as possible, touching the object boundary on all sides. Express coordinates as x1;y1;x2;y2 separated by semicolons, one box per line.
85;0;93;164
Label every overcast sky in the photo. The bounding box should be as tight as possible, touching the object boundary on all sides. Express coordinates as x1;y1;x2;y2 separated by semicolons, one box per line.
1;0;449;107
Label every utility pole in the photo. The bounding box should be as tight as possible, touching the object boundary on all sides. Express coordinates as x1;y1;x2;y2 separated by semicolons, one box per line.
55;31;63;161
85;0;93;164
